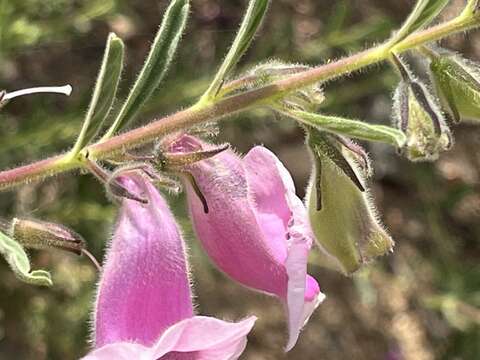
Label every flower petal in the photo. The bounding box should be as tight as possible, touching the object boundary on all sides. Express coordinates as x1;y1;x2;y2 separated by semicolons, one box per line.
177;136;288;297
243;146;324;351
172;136;322;351
243;146;315;245
285;236;324;351
94;175;193;347
151;316;257;360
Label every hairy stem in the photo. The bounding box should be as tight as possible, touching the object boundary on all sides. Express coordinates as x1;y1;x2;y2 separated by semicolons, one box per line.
0;13;478;191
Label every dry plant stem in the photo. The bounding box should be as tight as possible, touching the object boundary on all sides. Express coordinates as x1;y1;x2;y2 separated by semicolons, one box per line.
0;14;478;191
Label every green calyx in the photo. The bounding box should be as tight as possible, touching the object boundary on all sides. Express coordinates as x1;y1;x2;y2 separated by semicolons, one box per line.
306;130;394;275
394;79;452;161
429;48;480;123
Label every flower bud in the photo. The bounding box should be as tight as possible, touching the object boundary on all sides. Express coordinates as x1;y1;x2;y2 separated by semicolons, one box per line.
254;62;324;112
306;130;394;275
9;218;85;255
155;144;230;172
428;47;480;123
391;55;451;161
225;61;324;112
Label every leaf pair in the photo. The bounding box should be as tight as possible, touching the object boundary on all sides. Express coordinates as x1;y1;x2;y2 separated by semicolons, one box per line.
72;0;191;153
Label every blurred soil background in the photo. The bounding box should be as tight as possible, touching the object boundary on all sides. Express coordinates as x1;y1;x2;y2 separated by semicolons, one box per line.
0;0;479;359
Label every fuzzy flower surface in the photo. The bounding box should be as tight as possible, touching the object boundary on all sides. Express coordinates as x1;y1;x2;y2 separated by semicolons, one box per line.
168;135;324;351
83;174;256;360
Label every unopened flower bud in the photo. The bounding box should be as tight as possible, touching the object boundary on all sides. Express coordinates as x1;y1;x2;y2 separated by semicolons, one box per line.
225;61;324;112
306;129;394;275
428;46;480;123
391;55;451;161
0;217;101;270
10;218;84;255
155;144;230;172
255;62;324;112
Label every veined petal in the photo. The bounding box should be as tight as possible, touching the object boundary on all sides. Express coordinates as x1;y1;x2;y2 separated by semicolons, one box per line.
150;316;257;360
94;174;193;347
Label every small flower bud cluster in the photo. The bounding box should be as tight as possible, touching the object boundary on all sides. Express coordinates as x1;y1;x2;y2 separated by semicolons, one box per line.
391;54;452;161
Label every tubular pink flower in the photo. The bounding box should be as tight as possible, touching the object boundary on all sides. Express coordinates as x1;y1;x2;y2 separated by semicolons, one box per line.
169;135;325;351
85;174;256;360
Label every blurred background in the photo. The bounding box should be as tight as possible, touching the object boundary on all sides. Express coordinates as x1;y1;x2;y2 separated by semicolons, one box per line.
0;0;479;358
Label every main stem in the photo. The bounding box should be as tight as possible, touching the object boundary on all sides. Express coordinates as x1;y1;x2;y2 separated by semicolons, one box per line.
0;14;478;191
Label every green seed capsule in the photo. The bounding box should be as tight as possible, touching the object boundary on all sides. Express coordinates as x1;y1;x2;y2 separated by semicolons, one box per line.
306;130;394;275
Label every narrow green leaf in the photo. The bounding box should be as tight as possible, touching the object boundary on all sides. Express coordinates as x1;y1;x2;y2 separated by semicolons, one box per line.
409;0;449;33
0;230;52;286
283;108;406;148
102;0;190;139
390;0;449;45
200;0;270;102
72;33;125;154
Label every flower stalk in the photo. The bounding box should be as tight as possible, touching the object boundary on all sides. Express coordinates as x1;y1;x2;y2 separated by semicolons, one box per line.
0;12;479;192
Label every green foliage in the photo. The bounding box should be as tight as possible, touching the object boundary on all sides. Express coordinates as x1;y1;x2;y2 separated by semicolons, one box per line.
0;230;52;286
282;108;406;148
103;0;191;138
390;0;449;44
201;0;270;101
429;47;480;123
72;33;124;153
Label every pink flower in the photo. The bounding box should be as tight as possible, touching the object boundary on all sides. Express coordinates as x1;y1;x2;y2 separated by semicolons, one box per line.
168;135;325;351
84;174;256;360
